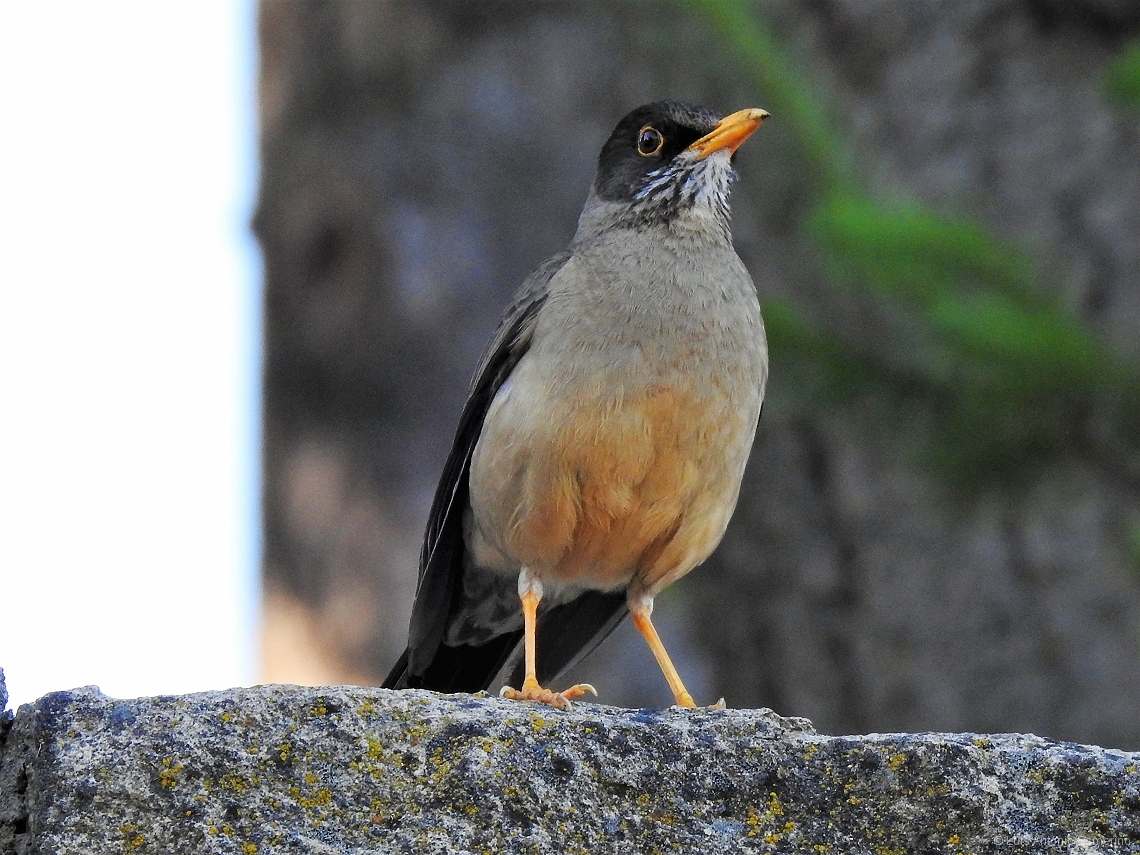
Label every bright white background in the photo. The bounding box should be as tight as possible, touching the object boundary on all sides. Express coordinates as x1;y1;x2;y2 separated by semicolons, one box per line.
0;4;261;709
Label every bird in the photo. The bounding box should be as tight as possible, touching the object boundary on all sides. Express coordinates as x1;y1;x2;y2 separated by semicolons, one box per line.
383;100;769;709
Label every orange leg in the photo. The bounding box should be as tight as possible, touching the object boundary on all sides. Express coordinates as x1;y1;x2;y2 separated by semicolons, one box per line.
630;595;724;709
500;568;597;710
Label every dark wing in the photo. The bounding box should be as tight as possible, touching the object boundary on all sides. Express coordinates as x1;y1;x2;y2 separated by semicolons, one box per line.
383;252;569;692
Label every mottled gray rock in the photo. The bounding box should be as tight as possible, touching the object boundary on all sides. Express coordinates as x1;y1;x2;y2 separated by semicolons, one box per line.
1;682;1138;854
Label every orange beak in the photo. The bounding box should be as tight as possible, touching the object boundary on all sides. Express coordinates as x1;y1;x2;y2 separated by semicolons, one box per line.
687;108;769;159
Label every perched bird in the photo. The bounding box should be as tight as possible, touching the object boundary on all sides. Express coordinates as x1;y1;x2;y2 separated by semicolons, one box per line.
384;100;768;709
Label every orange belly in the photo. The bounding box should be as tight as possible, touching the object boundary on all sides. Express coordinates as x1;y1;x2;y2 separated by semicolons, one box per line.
467;379;755;596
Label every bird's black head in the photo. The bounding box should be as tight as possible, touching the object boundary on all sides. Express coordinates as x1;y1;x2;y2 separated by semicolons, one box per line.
595;101;721;202
591;100;768;229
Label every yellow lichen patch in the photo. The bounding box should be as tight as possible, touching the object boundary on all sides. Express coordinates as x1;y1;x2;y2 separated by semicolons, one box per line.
745;792;787;838
119;823;145;850
158;757;184;789
365;737;385;761
369;795;388;824
887;752;907;771
242;843;258;854
289;783;333;810
767;791;785;816
221;711;234;723
220;773;256;794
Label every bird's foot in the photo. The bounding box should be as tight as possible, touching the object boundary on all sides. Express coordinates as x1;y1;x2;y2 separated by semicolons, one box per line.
500;681;597;711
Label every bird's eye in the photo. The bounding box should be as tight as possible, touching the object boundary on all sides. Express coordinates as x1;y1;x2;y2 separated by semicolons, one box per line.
637;126;665;156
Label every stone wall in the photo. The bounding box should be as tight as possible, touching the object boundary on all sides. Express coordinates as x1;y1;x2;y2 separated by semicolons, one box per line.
2;675;1138;854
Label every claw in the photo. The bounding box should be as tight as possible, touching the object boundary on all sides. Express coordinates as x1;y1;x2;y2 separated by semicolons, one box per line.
671;697;727;710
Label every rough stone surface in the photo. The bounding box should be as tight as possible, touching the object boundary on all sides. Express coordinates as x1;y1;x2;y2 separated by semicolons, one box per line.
2;682;1138;854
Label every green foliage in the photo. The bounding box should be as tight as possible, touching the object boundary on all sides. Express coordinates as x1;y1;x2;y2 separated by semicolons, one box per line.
1129;522;1140;571
1104;39;1140;110
761;298;877;400
677;0;1140;486
811;195;1035;306
680;0;847;185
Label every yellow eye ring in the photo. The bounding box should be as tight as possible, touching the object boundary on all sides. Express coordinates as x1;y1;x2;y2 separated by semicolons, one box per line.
637;126;665;156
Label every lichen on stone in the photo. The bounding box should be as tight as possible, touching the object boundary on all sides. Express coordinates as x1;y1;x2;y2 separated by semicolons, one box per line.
0;682;1137;854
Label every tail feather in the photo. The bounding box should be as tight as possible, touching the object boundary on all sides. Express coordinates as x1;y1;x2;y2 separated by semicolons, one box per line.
383;631;522;694
381;648;412;689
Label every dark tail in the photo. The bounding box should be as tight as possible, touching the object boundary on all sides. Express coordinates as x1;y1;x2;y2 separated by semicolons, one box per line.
381;648;412;689
382;632;522;693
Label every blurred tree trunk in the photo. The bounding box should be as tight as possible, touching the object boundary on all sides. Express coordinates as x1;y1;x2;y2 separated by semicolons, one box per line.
254;0;1140;748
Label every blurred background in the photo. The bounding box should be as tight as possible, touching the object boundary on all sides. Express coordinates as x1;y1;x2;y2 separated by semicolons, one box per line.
1;4;259;709
4;1;1140;751
255;0;1140;749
